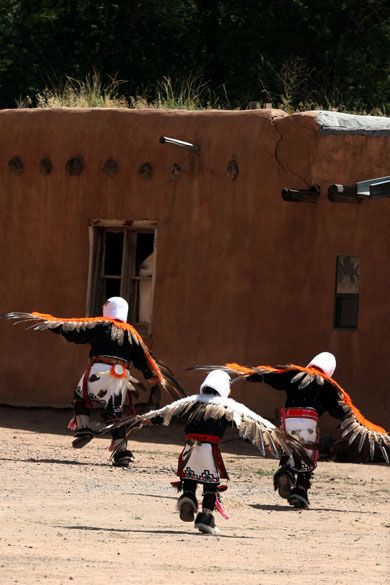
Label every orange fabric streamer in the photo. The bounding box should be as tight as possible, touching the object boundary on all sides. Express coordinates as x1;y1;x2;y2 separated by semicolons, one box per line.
31;312;142;339
285;364;387;435
225;360;387;436
31;311;164;385
225;362;281;375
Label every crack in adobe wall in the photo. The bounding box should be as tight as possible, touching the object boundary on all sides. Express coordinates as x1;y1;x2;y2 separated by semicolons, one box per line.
270;114;311;187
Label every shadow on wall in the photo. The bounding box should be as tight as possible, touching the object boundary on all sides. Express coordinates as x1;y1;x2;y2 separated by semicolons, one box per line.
0;404;72;435
0;405;184;448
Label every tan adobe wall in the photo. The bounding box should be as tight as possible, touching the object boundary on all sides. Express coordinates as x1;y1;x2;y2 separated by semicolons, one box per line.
0;108;389;431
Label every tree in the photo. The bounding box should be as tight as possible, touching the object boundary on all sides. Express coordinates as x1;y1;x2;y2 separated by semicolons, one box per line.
0;0;388;111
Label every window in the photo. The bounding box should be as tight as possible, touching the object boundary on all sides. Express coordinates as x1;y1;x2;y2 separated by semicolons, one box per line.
334;256;360;330
87;220;156;335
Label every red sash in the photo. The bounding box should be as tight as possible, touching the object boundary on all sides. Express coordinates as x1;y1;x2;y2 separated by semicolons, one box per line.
280;407;318;422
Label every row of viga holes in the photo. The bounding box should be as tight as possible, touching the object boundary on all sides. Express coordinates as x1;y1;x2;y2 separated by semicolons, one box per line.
7;157;240;179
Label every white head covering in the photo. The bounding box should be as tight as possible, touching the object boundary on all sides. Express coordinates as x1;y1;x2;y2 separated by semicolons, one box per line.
103;297;129;322
200;370;231;398
307;352;336;377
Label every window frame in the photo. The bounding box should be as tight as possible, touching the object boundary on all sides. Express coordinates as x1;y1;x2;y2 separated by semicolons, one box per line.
333;255;361;331
86;219;157;336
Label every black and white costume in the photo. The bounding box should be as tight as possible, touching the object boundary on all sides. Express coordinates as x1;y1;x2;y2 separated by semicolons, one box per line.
246;353;345;507
191;353;390;509
107;370;310;534
4;297;182;467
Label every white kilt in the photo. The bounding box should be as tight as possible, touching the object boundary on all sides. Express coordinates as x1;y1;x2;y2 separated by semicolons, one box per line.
75;362;130;412
180;442;220;483
281;407;319;472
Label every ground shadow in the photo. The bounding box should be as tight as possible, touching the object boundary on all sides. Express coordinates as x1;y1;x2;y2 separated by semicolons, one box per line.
0;405;262;456
57;525;257;539
250;503;378;514
250;503;293;511
0;456;110;467
124;492;177;500
0;405;73;435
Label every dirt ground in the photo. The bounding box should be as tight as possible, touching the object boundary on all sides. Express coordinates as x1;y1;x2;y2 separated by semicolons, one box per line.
0;406;388;585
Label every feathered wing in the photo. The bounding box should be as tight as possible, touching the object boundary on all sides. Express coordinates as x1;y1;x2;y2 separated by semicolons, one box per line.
112;394;311;463
272;363;390;464
188;362;281;381
190;362;390;464
323;376;389;464
270;363;390;465
3;311;185;399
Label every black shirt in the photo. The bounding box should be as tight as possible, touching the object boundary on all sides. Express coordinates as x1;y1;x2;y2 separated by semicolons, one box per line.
52;323;153;379
185;415;229;438
153;405;229;439
249;371;345;419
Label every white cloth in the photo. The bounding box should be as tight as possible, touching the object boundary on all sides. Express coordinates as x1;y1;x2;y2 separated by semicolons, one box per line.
138;253;154;324
284;416;318;442
181;442;220;483
103;297;129;322
200;370;231;398
307;352;336;377
283;415;319;472
75;362;131;412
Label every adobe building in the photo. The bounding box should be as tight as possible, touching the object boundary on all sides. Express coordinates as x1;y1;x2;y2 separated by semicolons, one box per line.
0;107;389;432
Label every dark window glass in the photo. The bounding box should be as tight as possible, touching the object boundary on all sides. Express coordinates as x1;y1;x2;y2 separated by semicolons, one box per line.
334;295;359;329
105;278;121;299
136;232;154;273
104;232;124;275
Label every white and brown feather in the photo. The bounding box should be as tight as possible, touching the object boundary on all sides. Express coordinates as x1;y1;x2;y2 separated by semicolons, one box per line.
188;362;390;464
4;312;141;346
118;394;311;462
337;401;390;464
3;311;185;400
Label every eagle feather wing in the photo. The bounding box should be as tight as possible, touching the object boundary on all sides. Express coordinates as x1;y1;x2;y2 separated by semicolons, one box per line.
188;362;283;382
282;363;390;464
112;394;311;463
335;396;390;464
189;361;390;464
2;311;185;400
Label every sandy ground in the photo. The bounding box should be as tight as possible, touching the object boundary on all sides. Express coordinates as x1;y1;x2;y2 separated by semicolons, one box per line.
0;406;389;585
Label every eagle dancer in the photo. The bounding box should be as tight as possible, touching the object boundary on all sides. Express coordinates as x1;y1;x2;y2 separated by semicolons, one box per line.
190;352;390;509
4;297;183;467
104;369;311;534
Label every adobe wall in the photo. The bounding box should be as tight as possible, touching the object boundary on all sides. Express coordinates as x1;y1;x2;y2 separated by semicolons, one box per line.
0;108;389;431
